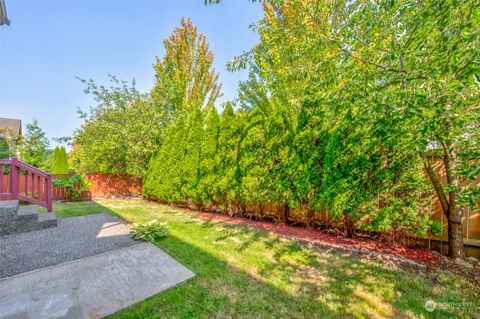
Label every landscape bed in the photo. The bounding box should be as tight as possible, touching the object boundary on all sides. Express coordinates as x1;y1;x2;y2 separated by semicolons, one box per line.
41;199;479;319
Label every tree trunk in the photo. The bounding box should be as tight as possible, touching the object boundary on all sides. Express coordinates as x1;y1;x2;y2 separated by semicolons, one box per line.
447;215;465;258
423;154;465;258
280;204;290;224
306;207;314;229
343;211;355;238
446;195;466;258
240;201;247;217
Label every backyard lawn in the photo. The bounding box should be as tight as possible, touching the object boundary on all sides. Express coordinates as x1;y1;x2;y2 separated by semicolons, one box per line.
45;199;479;319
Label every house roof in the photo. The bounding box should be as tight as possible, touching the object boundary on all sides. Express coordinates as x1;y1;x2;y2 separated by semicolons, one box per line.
0;0;10;26
0;118;21;137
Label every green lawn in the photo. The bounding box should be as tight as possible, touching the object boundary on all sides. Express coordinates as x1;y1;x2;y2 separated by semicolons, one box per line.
45;199;478;318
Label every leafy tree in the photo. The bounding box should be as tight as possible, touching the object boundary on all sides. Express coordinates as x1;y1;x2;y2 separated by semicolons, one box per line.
151;17;222;121
145;18;224;201
0;138;12;159
71;76;156;176
74;18;222;178
230;0;478;255
19;120;50;170
331;0;479;257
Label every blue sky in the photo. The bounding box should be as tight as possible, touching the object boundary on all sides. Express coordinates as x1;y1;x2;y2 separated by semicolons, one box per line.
0;0;262;147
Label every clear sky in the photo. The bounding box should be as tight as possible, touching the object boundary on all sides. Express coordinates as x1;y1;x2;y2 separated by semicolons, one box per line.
0;0;262;147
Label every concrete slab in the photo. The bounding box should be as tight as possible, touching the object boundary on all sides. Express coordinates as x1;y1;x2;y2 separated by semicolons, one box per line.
0;242;195;319
0;213;137;278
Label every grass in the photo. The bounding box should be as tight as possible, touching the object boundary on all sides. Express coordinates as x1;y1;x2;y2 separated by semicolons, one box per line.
45;199;479;318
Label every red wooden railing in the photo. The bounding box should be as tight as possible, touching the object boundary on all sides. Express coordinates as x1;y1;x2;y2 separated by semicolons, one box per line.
0;157;53;212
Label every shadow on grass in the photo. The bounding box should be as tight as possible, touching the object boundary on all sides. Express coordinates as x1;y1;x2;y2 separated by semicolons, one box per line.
108;224;471;319
47;200;476;318
43;200;116;218
200;218;271;253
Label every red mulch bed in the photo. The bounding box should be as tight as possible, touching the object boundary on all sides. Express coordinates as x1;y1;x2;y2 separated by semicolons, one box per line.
195;211;439;266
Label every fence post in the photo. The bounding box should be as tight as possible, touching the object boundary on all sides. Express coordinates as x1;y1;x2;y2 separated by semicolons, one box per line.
10;157;19;200
46;173;53;212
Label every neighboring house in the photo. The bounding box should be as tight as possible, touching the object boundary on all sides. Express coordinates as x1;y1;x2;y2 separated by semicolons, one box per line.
0;0;10;25
0;118;22;158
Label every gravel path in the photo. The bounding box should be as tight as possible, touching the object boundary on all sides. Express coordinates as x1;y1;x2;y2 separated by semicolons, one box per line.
0;213;138;278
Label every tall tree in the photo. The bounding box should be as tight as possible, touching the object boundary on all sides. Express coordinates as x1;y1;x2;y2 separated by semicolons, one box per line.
145;18;224;201
19;120;50;170
151;17;222;120
229;0;478;256
74;18;223;177
333;0;480;257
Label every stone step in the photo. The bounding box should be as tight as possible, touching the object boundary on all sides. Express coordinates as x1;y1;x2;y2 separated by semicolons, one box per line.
0;200;19;222
0;203;57;237
38;212;57;228
15;206;39;223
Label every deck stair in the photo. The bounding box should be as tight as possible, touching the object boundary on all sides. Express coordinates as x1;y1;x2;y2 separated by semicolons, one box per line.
0;200;56;236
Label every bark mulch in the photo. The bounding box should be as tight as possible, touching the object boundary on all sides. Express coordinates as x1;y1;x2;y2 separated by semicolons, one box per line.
195;211;439;266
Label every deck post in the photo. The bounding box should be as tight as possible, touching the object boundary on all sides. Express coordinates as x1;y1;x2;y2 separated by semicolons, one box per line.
10;157;19;200
46;174;53;212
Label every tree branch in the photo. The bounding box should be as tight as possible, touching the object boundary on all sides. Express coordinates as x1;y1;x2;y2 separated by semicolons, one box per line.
422;153;449;214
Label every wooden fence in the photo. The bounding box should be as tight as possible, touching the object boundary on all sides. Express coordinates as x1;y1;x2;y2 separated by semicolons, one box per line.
51;173;142;200
153;157;480;257
2;172;141;202
2;158;477;256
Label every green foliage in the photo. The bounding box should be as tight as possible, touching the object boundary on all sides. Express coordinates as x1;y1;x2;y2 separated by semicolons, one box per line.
52;174;90;202
51;146;69;174
0;128;21;159
151;17;222;119
130;220;169;242
197;108;220;204
145;0;479;247
71;76;157;176
68;0;478;253
215;103;242;204
18;120;51;170
0;138;11;159
72;18;222;178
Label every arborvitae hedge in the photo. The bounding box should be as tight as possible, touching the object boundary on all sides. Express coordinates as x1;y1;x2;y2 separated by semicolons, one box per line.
51;146;69;174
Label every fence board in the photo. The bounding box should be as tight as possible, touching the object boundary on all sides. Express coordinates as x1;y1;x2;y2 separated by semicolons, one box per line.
51;173;142;200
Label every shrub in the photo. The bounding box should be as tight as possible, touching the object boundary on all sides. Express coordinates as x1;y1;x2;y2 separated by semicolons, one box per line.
130;220;169;242
52;174;90;201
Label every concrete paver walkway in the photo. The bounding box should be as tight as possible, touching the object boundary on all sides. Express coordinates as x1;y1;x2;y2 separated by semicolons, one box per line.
0;242;195;319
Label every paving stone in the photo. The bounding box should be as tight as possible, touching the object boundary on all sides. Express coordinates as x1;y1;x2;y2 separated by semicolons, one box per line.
0;243;195;319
